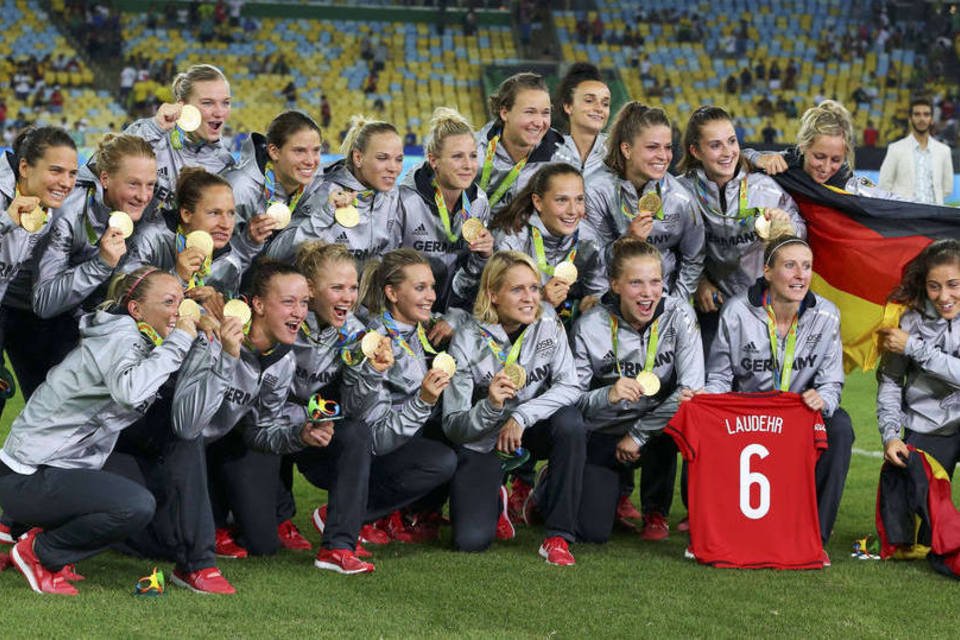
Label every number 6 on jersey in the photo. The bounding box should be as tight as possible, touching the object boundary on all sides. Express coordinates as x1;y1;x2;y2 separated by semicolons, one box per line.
739;444;770;520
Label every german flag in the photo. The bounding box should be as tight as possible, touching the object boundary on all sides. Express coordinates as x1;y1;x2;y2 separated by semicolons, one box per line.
771;168;959;372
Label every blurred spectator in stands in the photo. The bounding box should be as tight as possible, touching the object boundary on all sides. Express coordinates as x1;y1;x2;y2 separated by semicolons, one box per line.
754;59;766;83
361;36;374;64
648;76;662;98
120;62;137;106
784;60;797;90
662;78;674;98
282;81;296;108
639;54;652;80
373;97;385;113
373;42;388;73
591;13;603;44
736;18;749;56
719;33;736;57
761;121;778;144
740;67;753;92
733;116;746;145
48;86;64;114
176;3;189;26
364;72;379;95
404;127;417;147
13;70;31;101
320;96;332;129
784;99;798;118
273;55;290;75
725;74;738;95
464;8;477;36
575;15;588;45
863;120;879;147
757;95;774;118
215;0;228;24
768;61;782;90
852;86;869;107
0;101;6;131
885;66;898;88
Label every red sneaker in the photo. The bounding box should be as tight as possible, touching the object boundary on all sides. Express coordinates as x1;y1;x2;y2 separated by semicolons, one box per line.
11;529;78;595
277;519;311;551
507;478;532;522
312;505;328;534
640;513;670;541
56;564;85;582
172;567;236;595
0;521;13;544
616;495;642;521
215;528;248;559
676;516;690;533
313;504;389;545
354;542;372;559
496;485;515;541
539;536;576;567
404;511;443;543
314;548;375;574
377;511;416;544
821;549;831;567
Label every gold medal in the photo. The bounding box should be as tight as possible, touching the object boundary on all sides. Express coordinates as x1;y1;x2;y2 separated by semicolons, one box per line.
20;206;47;233
177;104;202;132
223;299;252;326
108;211;134;238
754;212;771;240
432;351;457;377
503;362;527;389
265;201;291;229
360;331;383;358
185;230;214;257
334;205;360;228
461;217;485;243
638;192;661;215
178;298;202;321
635;371;661;396
553;261;578;285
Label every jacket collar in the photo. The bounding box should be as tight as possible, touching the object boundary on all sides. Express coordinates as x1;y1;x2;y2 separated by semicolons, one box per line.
484;122;565;164
412;161;478;211
746;277;816;318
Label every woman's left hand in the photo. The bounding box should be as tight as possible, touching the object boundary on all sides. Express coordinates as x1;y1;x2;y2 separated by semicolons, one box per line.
615;434;641;464
801;388;825;412
496;417;524;454
247;213;278;245
469;228;494;258
877;327;909;354
187;286;225;320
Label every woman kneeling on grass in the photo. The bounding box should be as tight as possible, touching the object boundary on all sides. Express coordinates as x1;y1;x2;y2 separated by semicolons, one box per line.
442;251;585;565
878;240;960;476
0;267;197;595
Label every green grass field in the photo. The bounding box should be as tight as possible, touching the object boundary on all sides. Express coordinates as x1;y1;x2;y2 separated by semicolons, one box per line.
1;371;955;639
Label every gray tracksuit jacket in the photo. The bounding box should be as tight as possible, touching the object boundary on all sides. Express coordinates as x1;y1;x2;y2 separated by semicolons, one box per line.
877;302;960;444
570;297;704;446
123;216;262;297
560;132;608;183
585;168;704;299
678;168;806;298
494;213;608;304
33;166;123;318
705;279;844;417
123;117;236;214
265;160;401;268
224;132;325;225
0;311;193;474
172;335;295;449
397;161;491;310
0;152;60;309
475;121;578;215
442;306;582;453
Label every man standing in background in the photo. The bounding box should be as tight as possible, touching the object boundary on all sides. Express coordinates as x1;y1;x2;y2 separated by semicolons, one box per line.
879;97;954;204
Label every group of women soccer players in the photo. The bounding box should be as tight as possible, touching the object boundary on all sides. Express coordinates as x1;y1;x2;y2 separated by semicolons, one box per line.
0;60;958;596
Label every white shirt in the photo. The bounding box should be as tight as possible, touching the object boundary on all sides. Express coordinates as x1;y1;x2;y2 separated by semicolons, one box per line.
911;136;937;205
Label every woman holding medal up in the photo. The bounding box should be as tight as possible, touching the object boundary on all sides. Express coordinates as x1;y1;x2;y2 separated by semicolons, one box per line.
124;63;236;216
556;62;611;183
33;135;156;347
491;163;606;324
398;107;493;311
443;251;585;565
585;102;704;301
570;237;703;543
125;167;274;309
226;110;324;236
704;235;852;556
266;115;403;268
676;106;806;350
476;73;577;217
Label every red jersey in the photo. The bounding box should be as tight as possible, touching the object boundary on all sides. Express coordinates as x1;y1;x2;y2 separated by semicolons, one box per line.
667;392;827;569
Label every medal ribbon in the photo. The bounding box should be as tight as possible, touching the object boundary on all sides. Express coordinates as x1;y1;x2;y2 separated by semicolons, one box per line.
478;135;528;209
137;321;163;347
762;290;799;391
84;187;100;245
530;226;578;277
694;176;763;222
264;161;305;213
619;181;664;221
478;324;528;365
381;311;438;358
175;225;211;289
433;181;470;243
609;313;659;377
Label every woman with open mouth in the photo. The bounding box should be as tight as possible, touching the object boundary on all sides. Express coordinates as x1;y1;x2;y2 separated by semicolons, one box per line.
442;251;585;566
125;167;273;312
398;107;493;312
586;101;705;302
266;115;403;269
125;63;236;217
703;234;853;565
556;62;611;182
676;106;806;351
878;240;960;487
569;237;703;545
0;126;78;414
476;72;578;216
32;135;158;387
227;110;325;237
490;162;606;327
0;267;198;596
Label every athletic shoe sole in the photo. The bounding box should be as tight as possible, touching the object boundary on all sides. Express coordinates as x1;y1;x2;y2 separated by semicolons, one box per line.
0;531;13;545
312;508;325;534
313;558;373;575
10;543;42;594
